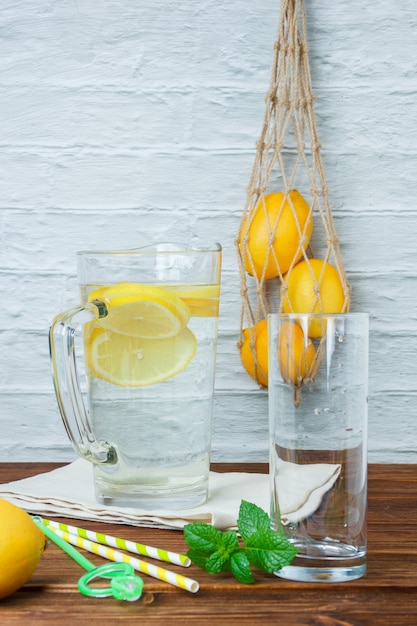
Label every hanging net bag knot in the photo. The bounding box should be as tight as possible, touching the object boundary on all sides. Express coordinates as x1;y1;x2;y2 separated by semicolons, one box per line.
236;0;351;388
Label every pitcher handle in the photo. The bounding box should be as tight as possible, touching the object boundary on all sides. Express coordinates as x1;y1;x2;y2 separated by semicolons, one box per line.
49;301;118;466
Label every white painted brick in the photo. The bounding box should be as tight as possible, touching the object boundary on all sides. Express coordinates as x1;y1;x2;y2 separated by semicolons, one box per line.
0;150;253;210
0;331;51;391
0;0;416;464
0;87;196;148
0;392;74;462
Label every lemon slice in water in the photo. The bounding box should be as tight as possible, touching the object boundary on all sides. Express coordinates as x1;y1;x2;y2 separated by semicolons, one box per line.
88;282;190;339
86;282;197;386
86;326;197;387
174;284;220;317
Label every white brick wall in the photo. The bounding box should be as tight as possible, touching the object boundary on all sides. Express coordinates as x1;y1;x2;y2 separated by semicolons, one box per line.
1;0;416;463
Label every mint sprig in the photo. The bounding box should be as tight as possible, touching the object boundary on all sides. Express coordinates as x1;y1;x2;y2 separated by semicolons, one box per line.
183;500;297;583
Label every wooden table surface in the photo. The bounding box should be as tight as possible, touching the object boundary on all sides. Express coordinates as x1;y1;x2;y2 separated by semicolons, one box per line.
0;463;416;626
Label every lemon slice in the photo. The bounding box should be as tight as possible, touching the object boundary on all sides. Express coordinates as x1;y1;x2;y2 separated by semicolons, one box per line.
85;326;197;387
174;284;220;317
88;283;191;339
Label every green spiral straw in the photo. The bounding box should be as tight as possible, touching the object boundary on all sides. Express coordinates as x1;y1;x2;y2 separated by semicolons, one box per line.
42;517;191;567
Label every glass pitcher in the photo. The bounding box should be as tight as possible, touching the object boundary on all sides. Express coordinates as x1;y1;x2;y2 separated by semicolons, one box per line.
49;243;222;509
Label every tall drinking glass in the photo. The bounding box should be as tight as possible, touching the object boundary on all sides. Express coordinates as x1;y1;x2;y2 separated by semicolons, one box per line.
50;243;222;509
268;313;369;582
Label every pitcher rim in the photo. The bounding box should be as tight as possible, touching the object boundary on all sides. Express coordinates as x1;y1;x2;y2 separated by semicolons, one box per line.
77;242;222;256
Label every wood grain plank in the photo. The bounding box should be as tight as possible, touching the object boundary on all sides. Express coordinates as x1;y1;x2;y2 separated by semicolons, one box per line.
0;463;416;625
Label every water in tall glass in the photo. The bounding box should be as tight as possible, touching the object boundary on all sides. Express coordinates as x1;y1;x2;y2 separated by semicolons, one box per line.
268;313;369;582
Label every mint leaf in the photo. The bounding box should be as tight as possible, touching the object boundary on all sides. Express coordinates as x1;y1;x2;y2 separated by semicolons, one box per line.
219;529;240;555
183;500;297;584
230;551;254;584
183;522;224;554
245;529;298;572
237;500;270;541
184;526;240;575
185;548;210;570
204;530;240;574
205;551;230;574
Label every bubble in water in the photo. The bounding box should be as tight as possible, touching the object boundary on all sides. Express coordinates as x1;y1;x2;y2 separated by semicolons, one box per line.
136;350;144;361
314;407;322;416
338;334;345;342
341;388;347;394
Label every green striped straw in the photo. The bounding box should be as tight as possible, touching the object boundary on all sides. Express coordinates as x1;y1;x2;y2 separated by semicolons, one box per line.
42;518;191;567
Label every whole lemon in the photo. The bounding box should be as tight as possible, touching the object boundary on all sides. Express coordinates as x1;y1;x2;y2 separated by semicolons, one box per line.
0;499;46;600
278;320;316;386
240;319;269;387
240;190;313;280
282;258;346;338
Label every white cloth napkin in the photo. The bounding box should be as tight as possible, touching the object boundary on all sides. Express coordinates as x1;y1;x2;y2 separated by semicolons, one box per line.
273;457;341;526
0;458;340;530
0;460;269;530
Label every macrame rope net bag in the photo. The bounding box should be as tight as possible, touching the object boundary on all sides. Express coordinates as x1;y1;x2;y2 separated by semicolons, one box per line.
236;0;351;391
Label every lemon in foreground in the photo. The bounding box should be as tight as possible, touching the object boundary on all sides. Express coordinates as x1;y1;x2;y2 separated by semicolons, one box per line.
240;190;313;280
88;282;191;339
0;499;46;600
86;326;197;387
240;320;269;387
282;259;346;337
278;321;316;386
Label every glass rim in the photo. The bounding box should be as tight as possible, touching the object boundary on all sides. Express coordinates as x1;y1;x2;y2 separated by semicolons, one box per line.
77;242;222;257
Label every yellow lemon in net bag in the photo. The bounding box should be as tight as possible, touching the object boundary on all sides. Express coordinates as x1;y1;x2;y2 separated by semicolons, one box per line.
282;259;346;338
240;190;313;280
278;320;316;386
240;319;269;387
